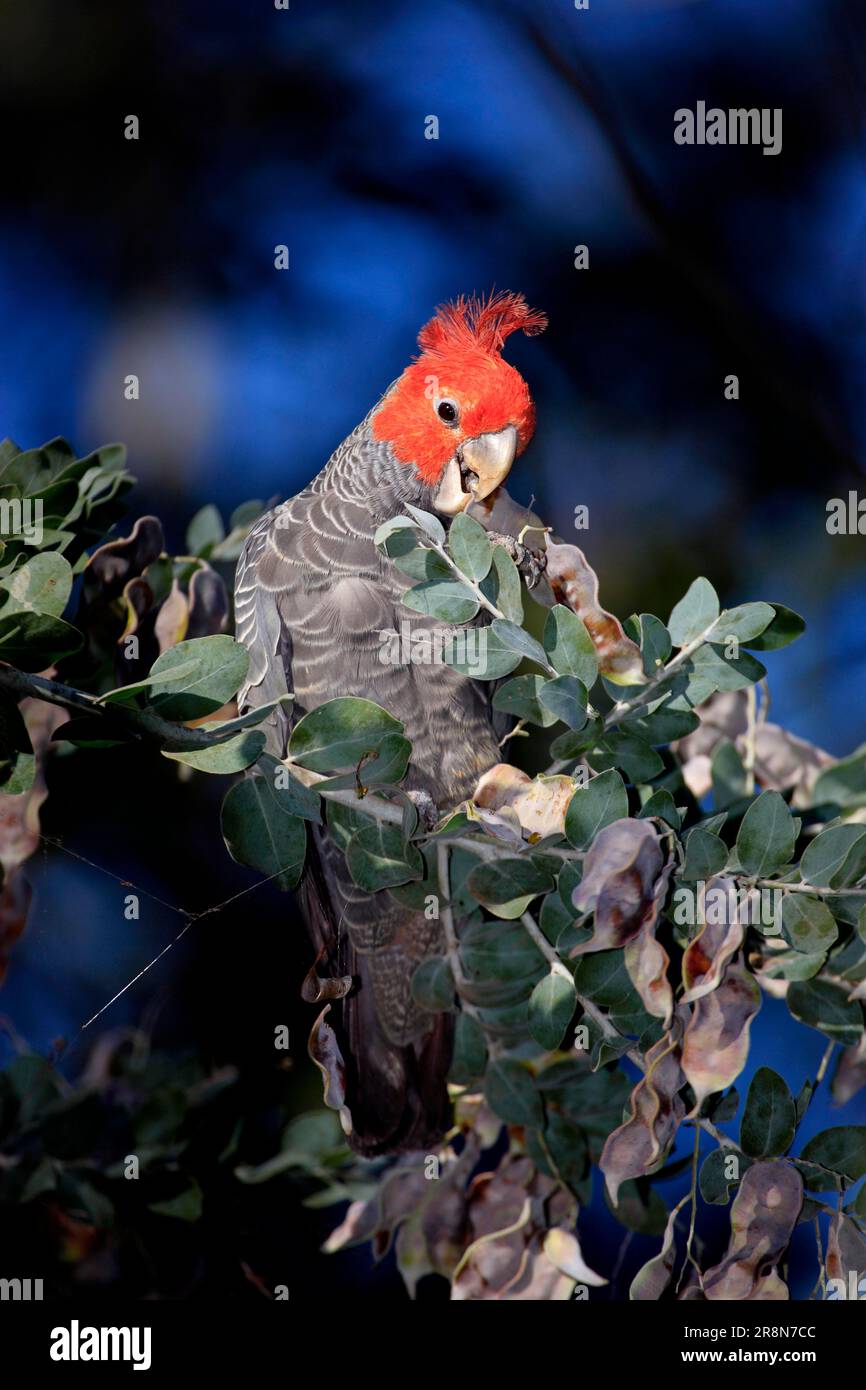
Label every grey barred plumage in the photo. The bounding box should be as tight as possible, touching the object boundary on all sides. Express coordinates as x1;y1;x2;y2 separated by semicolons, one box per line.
234;292;547;1153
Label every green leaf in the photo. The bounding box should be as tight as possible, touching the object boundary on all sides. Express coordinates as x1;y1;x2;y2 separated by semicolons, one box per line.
186;504;224;557
403;504;446;545
700;1147;747;1204
147;635;249;721
149;1183;204;1222
537;675;588;730
449;1013;488;1082
799;1127;866;1189
529;971;576;1050
564;769;628;849
740;1067;796;1158
638;788;682;829
258;756;321;822
543;605;598;686
401;579;479;623
736;791;796;877
442;625;522;680
459;919;545;982
0;553;73;618
787;978;863;1045
493;674;559;727
711;740;749;810
708;602;776;645
345;823;423;891
746;604;806;652
485;1059;543;1127
490;618;549;669
0;611;82;669
632;613;672;676
466;857;554;919
50;715;132;749
448;512;493;582
163;729;266;773
288;697;403;773
667;577;719;647
588;732;664;783
681;828;728;881
373;516;419;557
800;825;866;889
315;733;411;790
391;547;452;582
690;643;767;691
0;694;34;793
480;546;523;624
812;748;866;810
574;949;633;1006
629;707;699;744
410;957;456;1012
98;659;203;706
778;895;838;954
221;776;307;889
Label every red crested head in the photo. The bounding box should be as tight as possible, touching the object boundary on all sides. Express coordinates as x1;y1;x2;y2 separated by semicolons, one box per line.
372;292;547;514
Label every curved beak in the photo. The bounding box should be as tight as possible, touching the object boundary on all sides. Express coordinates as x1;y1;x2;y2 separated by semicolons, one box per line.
433;425;518;516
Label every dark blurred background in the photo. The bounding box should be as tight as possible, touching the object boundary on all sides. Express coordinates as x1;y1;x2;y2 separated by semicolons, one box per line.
1;0;866;1299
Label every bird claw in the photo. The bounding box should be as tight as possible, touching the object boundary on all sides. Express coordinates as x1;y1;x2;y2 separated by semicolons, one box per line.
486;531;548;589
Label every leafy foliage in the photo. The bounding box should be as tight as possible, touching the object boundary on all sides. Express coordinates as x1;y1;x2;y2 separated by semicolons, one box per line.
2;441;866;1301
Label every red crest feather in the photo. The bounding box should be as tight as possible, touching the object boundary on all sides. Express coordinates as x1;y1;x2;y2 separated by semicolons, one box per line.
417;291;548;359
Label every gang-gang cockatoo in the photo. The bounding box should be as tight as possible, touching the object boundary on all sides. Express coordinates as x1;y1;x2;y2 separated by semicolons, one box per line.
235;292;547;1153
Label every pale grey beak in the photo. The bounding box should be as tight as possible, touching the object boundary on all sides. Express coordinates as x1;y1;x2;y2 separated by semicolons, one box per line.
433;425;518;516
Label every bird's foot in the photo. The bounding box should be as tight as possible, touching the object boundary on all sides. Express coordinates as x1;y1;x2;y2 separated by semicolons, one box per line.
486;531;548;589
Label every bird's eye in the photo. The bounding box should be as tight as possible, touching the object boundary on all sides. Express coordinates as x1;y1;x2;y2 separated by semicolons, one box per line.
437;399;459;425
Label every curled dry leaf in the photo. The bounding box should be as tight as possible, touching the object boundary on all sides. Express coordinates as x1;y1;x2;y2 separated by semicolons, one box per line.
832;1035;866;1106
681;877;744;1003
473;763;576;840
630;1195;688;1300
676;691;833;806
301;952;353;1003
83;515;165;602
624;871;675;1023
571;818;664;952
703;1160;803;1300
572;818;675;1019
0;697;63;874
186;564;229;639
599;1012;687;1204
153;579;189;652
542;1228;607;1288
307;1004;347;1111
681;962;761;1112
451;1152;577;1300
322;1137;480;1291
543;539;645;686
0;697;64;988
321;1197;381;1255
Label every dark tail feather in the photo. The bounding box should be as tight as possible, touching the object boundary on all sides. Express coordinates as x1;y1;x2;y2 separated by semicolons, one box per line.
299;840;453;1156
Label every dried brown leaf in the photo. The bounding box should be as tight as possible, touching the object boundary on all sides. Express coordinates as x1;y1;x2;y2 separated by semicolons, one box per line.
703;1160;802;1300
544;539;645;685
600;1013;687;1204
681;877;744;1003
681;962;761;1111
